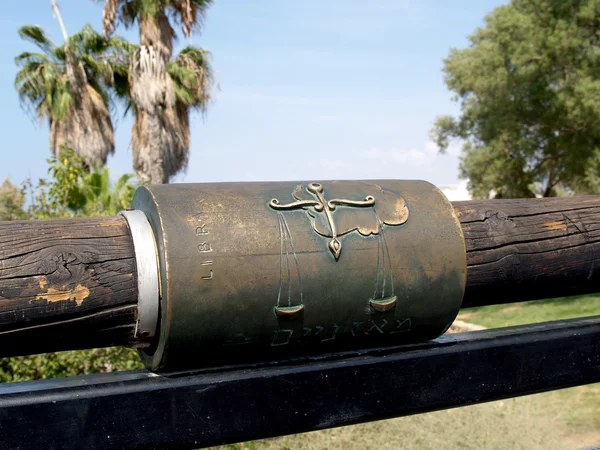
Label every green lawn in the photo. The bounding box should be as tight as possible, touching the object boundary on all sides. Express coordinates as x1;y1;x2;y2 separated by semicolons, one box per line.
457;293;600;329
209;295;600;450
457;293;600;436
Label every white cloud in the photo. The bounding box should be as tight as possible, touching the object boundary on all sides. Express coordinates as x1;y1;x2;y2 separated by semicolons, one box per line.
439;180;471;201
300;139;463;187
426;139;463;156
361;140;441;166
424;139;439;154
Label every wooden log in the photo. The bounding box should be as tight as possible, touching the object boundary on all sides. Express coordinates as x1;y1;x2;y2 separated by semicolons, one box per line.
454;195;600;307
1;195;600;358
0;216;146;357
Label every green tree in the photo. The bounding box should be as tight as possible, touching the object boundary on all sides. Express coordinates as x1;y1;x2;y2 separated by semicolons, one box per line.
432;0;600;199
101;0;216;184
27;148;138;219
15;15;131;168
0;179;27;221
0;347;142;383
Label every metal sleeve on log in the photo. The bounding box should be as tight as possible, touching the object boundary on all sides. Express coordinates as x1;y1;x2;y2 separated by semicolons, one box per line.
0;216;144;357
454;196;600;307
132;180;467;372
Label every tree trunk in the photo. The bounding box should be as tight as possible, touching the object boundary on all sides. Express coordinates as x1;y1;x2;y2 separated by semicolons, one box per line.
131;12;178;184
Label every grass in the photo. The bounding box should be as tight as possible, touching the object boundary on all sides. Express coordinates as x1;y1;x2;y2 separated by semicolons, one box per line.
457;293;600;329
257;397;568;449
208;394;596;450
455;293;600;439
207;294;600;450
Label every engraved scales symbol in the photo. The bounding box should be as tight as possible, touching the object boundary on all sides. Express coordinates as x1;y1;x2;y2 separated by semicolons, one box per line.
269;182;410;317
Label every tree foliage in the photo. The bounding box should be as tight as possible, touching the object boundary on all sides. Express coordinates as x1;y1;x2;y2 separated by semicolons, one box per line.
101;0;216;184
432;0;600;198
15;2;216;185
0;347;142;383
25;148;138;219
101;0;213;40
14;24;132;168
0;179;27;221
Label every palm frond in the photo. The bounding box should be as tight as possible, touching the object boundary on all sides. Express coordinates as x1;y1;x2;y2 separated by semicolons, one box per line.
70;24;107;53
115;173;134;190
168;0;213;37
17;25;55;53
50;88;74;120
15;23;133;167
15;55;68;122
53;45;67;61
169;45;214;110
100;0;213;39
14;51;51;66
102;0;120;37
108;35;138;55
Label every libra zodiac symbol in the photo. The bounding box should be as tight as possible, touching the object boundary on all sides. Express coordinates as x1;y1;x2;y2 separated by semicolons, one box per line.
268;182;410;319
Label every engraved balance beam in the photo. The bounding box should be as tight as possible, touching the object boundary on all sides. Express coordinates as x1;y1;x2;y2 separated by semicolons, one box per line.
0;180;599;371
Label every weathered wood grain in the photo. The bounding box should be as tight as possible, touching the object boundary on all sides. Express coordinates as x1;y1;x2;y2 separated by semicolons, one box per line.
453;196;600;307
0;216;147;357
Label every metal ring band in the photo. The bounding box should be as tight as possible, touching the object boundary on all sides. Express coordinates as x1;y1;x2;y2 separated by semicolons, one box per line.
119;210;160;339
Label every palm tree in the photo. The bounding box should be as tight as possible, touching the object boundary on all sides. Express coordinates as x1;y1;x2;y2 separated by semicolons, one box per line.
102;0;215;184
15;7;130;168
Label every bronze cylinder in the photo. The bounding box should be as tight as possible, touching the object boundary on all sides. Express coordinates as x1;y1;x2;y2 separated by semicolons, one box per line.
131;180;466;371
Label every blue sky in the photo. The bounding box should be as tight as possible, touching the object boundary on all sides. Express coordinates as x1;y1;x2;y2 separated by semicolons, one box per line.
0;0;507;200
